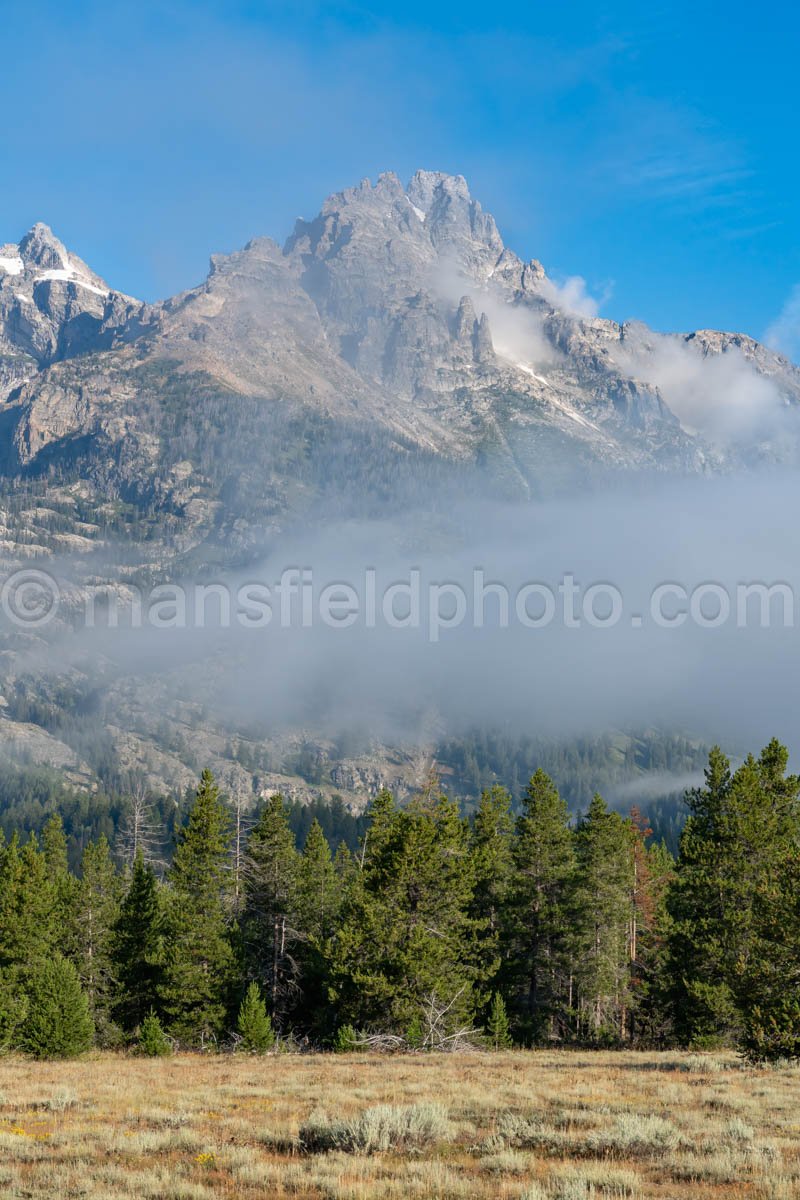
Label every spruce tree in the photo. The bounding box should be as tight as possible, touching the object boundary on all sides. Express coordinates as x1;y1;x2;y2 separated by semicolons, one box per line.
71;836;121;1044
510;770;576;1041
670;742;800;1049
236;981;275;1052
113;849;165;1034
737;743;800;1061
295;819;340;1035
139;1010;172;1057
296;819;340;945
42;814;77;952
242;794;300;1030
573;794;633;1042
737;837;800;1061
161;770;234;1045
487;991;512;1049
21;954;94;1059
0;834;60;975
332;1022;358;1052
0;967;28;1051
469;786;514;1007
328;788;478;1041
668;746;738;1045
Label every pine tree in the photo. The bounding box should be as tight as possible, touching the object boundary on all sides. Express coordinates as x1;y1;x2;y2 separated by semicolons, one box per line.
328;788;478;1041
113;849;165;1034
573;794;633;1042
139;1009;172;1057
630;831;675;1045
295;819;340;1035
21;954;94;1059
236;981;275;1052
736;836;800;1061
670;742;800;1050
0;834;60;975
469;787;514;1007
161;770;234;1045
42;814;77;952
70;836;122;1045
668;746;738;1045
296;819;339;945
242;794;300;1030
0;967;28;1051
487;991;512;1049
509;770;576;1041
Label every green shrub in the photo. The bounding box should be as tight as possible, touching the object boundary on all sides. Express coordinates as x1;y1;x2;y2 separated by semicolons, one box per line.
21;955;94;1060
405;1014;424;1049
139;1010;172;1057
332;1023;359;1053
236;982;275;1053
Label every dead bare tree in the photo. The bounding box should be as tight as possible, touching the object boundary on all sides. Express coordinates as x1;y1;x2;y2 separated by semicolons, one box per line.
117;775;165;870
226;781;254;917
352;989;481;1054
419;987;481;1052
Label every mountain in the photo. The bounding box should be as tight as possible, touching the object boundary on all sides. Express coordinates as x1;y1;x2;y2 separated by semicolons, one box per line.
0;222;142;392
0;171;797;809
2;171;799;568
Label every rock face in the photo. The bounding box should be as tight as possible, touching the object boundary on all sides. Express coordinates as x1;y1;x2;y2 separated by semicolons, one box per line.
0;223;145;401
1;172;799;559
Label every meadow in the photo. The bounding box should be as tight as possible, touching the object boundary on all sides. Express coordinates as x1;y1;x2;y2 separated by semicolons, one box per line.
0;1050;797;1198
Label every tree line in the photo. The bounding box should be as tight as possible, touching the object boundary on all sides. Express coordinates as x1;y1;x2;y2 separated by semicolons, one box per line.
0;740;797;1061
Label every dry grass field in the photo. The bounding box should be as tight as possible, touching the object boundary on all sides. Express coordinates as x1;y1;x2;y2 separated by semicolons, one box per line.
0;1050;797;1199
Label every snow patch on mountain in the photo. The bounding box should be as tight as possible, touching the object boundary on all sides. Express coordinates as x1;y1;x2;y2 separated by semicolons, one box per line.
36;265;109;297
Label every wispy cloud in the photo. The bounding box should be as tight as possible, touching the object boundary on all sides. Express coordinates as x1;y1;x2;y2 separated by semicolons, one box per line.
594;98;753;217
613;335;787;446
538;274;612;318
622;155;749;202
765;285;800;362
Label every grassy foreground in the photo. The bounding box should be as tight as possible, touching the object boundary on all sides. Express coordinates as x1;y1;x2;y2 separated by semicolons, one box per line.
0;1050;797;1198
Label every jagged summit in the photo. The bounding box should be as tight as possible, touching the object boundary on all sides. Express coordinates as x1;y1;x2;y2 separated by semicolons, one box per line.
18;221;70;270
0;168;799;548
0;221;142;395
287;169;507;285
0;221;110;293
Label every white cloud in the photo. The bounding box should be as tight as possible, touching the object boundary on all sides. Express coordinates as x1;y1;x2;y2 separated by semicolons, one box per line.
430;257;561;367
537;274;608;318
613;335;784;445
765;285;800;362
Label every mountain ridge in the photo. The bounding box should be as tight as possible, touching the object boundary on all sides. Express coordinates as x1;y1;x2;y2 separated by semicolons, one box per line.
1;169;799;570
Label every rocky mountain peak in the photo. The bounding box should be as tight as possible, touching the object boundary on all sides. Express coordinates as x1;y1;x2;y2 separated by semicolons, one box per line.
1;221;112;295
0;222;143;397
2;166;799;550
406;170;504;272
18;222;70;270
407;169;471;213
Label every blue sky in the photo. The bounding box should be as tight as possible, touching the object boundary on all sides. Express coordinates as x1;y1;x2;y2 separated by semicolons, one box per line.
1;0;798;350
